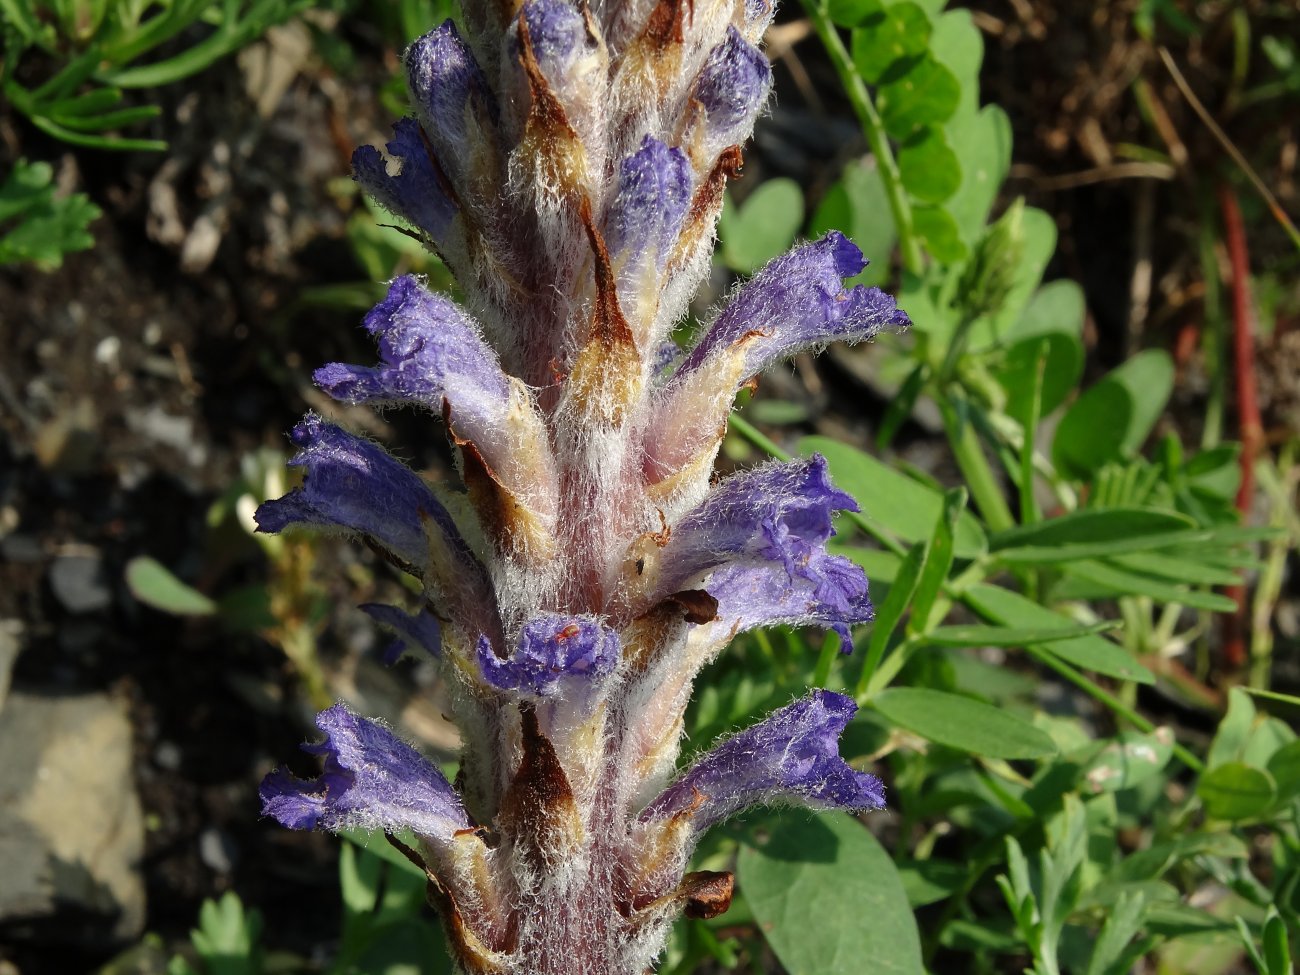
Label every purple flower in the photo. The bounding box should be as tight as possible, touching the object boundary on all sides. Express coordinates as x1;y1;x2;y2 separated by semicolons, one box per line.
702;555;874;649
352;118;457;242
605;137;691;282
314;276;556;527
657;455;857;593
254;414;467;574
656;455;871;648
314;275;510;432
640;690;885;829
678;232;910;380
261;703;470;839
262;6;907;970
693;28;773;155
361;603;442;664
476;614;620;697
518;0;590;80
406;21;494;178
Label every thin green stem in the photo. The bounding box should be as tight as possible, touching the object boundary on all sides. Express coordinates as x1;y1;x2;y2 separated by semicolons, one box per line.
1017;341;1047;526
800;0;923;275
728;411;791;461
812;631;841;688
940;393;1016;534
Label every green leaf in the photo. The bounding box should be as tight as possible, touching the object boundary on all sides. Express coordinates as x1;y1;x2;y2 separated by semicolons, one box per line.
801;436;987;558
872;687;1057;758
922;621;1117;648
1197;762;1277;821
1107;550;1241;587
809;158;897;287
849;2;931;84
1053;350;1175;477
1266;740;1300;803
965;582;1153;683
996;279;1086;415
1062;559;1239;613
719;179;805;274
896;858;967;908
857;541;925;695
877;53;961;140
1261;910;1293;975
125;556;217;616
738;813;924;975
336;829;429;882
911;203;966;262
988;507;1197;563
1085;889;1152;975
1242;715;1296;769
942;105;1012;245
897;126;962;203
929;9;983;118
350;918;452;975
0;158;100;269
190;892;263;975
1208;688;1257;769
1110;832;1248;883
876;362;926;448
826;0;882;29
938;918;1023;952
906;487;963;635
1081;729;1174;794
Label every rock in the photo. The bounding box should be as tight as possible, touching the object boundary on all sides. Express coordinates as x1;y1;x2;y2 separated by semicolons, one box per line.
0;691;146;947
0;620;21;714
198;826;237;875
48;554;113;614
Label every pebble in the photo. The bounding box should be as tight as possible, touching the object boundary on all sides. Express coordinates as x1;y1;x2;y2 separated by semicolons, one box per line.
48;554;112;614
199;827;238;875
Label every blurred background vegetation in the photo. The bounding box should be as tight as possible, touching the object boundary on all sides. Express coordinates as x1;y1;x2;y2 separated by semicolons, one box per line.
1;0;1298;973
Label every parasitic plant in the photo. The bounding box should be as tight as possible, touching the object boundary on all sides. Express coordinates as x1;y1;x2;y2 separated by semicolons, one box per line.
258;1;908;971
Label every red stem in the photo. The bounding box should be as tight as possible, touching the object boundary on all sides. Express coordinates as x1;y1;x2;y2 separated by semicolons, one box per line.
1217;184;1260;670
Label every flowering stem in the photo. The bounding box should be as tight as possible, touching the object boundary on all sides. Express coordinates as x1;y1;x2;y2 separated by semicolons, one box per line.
800;0;924;275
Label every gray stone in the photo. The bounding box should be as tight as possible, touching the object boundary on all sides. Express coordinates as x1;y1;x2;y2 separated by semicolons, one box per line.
48;554;113;614
198;826;237;875
0;691;145;947
0;620;20;714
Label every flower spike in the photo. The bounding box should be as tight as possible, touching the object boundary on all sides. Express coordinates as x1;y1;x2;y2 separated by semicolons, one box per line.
265;5;906;971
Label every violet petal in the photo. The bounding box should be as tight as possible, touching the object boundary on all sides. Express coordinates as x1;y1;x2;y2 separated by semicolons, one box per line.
361;603;442;664
703;553;874;650
254;414;465;573
260;703;470;838
693;28;773;152
640;690;884;829
406;20;494;172
659;455;857;593
313;275;512;442
605;136;692;279
476;615;620;697
352;118;457;241
677;232;910;380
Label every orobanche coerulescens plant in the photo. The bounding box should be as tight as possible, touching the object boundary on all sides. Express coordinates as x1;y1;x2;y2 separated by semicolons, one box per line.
257;0;910;971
